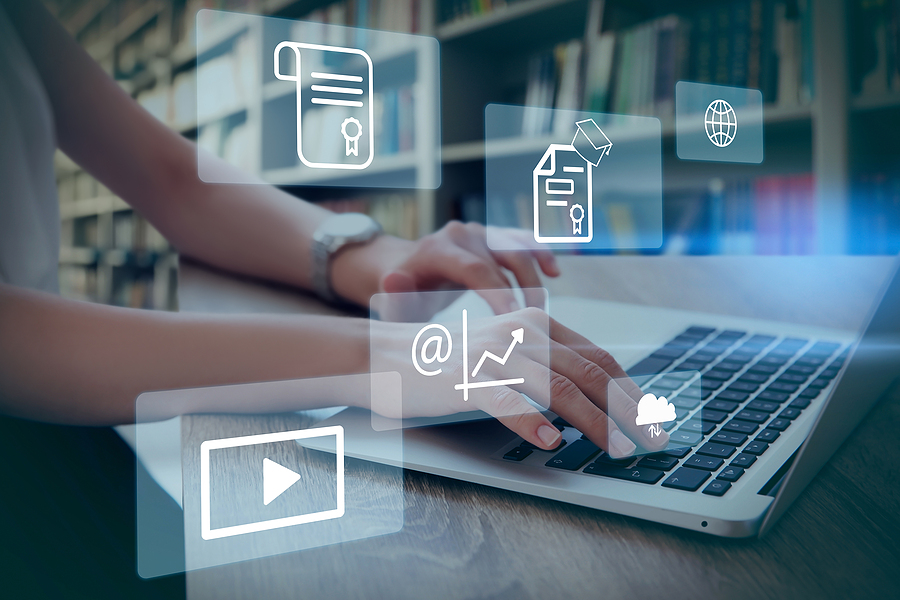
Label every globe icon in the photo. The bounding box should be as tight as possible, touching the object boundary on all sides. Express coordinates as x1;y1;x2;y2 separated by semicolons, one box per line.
705;99;738;147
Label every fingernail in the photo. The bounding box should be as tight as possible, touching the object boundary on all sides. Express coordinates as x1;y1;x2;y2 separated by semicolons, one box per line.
609;430;636;458
537;425;561;448
507;299;520;313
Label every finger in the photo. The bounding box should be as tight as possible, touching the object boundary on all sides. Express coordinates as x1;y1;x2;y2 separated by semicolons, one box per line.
504;229;561;277
549;318;644;402
492;251;546;309
401;243;517;314
550;341;668;452
469;385;562;450
499;357;635;457
543;370;636;458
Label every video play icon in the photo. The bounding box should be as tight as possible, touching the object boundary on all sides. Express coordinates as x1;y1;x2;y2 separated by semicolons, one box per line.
200;426;345;540
263;458;302;506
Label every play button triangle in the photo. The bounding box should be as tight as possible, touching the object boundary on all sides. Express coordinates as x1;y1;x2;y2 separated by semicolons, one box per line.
263;458;301;506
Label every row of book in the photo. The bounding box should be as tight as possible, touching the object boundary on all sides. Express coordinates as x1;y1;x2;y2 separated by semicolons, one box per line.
849;170;900;254
437;0;512;25
850;0;900;95
524;0;814;123
317;194;420;240
669;172;900;256
666;175;815;255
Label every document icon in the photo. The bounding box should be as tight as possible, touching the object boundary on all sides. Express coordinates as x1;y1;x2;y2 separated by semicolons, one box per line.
533;144;593;243
275;42;374;170
533;119;612;244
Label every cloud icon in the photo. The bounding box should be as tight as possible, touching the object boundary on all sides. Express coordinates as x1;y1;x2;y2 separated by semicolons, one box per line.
635;393;677;426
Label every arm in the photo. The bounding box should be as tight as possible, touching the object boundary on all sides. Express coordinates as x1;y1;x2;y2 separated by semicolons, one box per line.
0;283;370;425
4;0;557;308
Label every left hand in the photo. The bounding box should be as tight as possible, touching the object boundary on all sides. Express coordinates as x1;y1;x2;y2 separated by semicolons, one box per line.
331;222;560;312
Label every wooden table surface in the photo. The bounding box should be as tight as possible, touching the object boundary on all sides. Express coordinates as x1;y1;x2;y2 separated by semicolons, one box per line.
179;256;900;599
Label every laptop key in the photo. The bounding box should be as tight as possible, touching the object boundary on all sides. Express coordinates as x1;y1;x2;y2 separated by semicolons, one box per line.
727;381;761;393
684;455;725;471
713;361;744;372
711;431;748;446
795;356;825;367
743;441;768;456
583;462;665;484
696;442;736;459
703;370;733;381
682;420;717;435
791;397;812;409
678;361;711;373
663;446;693;458
595;452;634;467
707;399;740;413
758;390;790;403
807;377;830;389
723;420;759;434
652;347;688;360
662;467;711;491
818;368;841;380
777;373;809;385
786;364;817;376
679;386;713;400
671;396;701;410
734;409;769;424
522;439;567;452
699;409;728;424
747;400;780;413
768;382;800;394
637;455;680;471
779;407;802;420
797;387;821;400
731;453;757;468
504;447;533;461
756;429;781;443
669;430;703;446
703;480;732;496
717;466;745;482
768;418;791;431
552;417;571;429
737;372;769;384
748;364;780;375
627;356;674;377
717;390;750;402
545;440;601;470
685;326;716;337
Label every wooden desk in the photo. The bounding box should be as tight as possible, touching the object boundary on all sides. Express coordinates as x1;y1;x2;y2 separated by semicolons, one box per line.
179;256;900;599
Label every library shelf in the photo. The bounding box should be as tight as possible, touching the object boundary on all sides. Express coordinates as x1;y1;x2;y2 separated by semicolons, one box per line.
436;0;585;42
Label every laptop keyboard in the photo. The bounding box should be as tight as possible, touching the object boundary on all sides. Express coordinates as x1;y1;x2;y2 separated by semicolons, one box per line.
499;326;848;496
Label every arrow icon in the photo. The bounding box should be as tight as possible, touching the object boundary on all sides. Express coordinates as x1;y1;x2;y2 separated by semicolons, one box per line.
263;458;301;506
471;328;524;377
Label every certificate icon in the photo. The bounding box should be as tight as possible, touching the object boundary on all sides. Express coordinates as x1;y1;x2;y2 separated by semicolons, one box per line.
532;119;612;244
275;42;374;170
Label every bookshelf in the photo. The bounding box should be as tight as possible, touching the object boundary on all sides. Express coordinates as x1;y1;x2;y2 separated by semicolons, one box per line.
48;0;900;310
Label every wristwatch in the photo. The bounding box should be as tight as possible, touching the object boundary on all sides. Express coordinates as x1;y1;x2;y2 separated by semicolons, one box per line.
311;212;382;303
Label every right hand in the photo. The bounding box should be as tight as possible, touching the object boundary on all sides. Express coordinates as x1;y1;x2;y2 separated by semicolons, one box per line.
369;306;668;458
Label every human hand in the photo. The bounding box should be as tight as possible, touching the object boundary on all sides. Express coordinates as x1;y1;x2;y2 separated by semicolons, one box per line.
330;222;559;312
368;305;668;458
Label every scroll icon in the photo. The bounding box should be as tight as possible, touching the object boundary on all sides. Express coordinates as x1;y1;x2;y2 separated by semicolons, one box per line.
274;41;374;170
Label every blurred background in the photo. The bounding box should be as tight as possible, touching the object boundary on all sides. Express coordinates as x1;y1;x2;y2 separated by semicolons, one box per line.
41;0;900;311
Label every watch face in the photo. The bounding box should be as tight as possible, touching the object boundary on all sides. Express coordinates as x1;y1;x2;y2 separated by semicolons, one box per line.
320;213;377;238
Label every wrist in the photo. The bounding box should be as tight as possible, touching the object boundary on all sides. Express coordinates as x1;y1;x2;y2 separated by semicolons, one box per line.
330;235;411;308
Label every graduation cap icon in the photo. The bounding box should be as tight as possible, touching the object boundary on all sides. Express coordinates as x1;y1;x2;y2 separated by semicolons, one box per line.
572;118;613;167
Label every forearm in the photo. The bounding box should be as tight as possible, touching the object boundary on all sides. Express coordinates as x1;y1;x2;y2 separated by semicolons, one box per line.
0;285;369;425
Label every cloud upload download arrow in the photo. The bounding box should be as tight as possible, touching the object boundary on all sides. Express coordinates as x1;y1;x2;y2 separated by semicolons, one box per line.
471;328;524;378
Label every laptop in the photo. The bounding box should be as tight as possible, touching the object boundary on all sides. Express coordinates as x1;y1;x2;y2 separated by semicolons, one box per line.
312;258;900;537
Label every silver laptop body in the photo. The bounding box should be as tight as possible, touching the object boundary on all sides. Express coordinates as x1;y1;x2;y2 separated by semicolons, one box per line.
317;259;900;537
